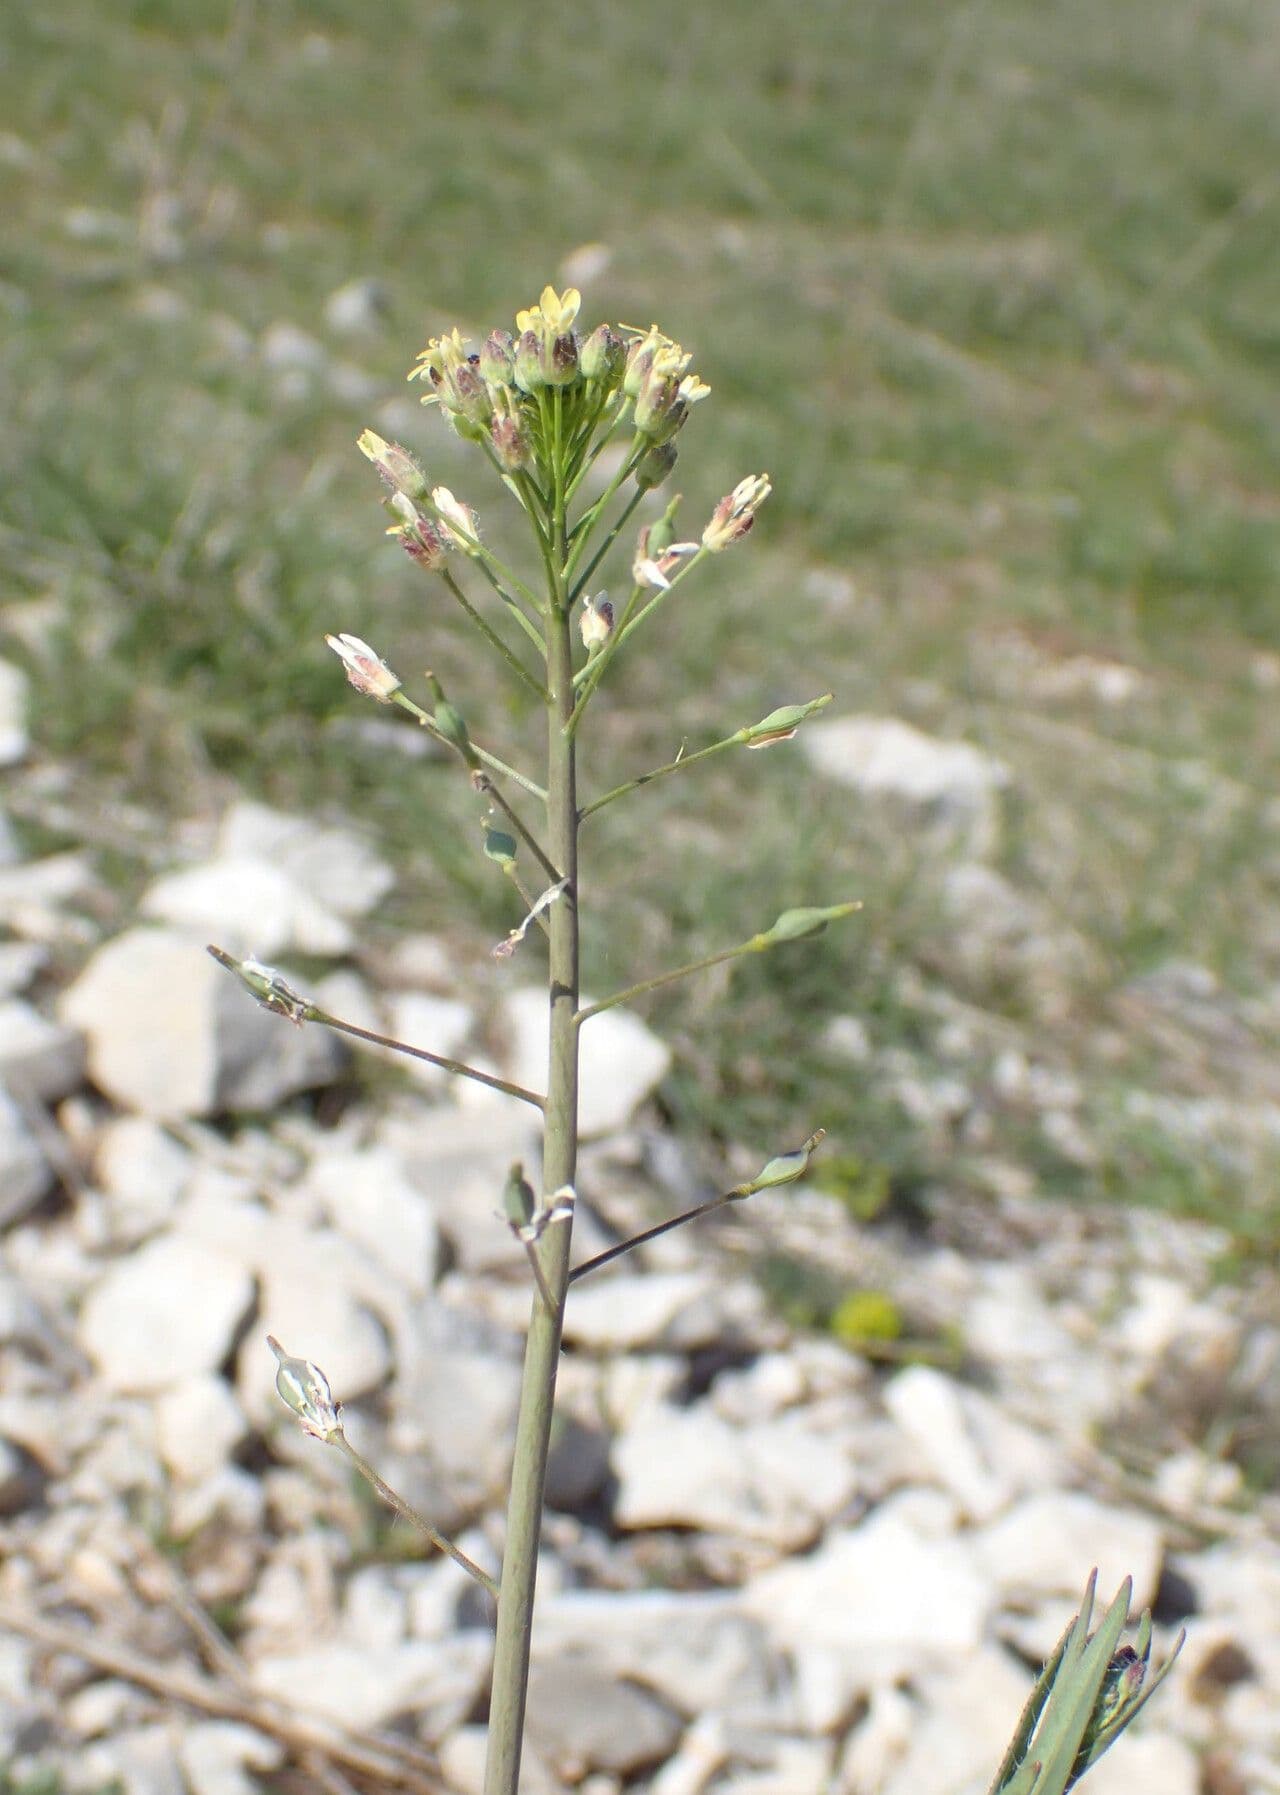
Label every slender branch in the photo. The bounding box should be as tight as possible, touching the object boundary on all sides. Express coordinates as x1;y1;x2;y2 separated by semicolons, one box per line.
466;555;549;653
568;1189;741;1283
390;690;547;800
580;732;736;821
568;484;645;605
309;1007;544;1109
474;772;561;883
439;567;549;701
332;1434;499;1598
563;431;644;578
576;939;750;1024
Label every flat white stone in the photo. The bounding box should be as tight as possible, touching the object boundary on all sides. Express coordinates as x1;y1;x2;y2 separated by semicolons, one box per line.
503;987;671;1138
59;927;345;1117
383;991;475;1091
743;1502;987;1660
880;1647;1036;1795
141;855;352;957
972;1491;1163;1610
1076;1732;1200;1795
304;1144;440;1295
249;1636;491;1735
152;1374;248;1482
0;659;29;766
613;1400;858;1548
564;1271;755;1352
534;1589;775;1720
0;998;85;1101
883;1365;1055;1522
0;1086;53;1223
217;800;395;919
802;715;1011;847
77;1234;254;1394
94;1115;192;1238
178;1722;284;1795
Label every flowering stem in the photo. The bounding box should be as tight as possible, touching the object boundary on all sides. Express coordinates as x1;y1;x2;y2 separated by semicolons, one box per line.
468;554;549;653
439;568;549;702
331;1432;498;1598
483;513;580;1795
307;1007;544;1109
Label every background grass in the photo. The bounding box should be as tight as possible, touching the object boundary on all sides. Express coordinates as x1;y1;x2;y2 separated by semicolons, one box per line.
3;0;1279;1257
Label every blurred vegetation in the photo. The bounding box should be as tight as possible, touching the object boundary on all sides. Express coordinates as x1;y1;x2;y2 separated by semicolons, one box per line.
2;0;1279;1256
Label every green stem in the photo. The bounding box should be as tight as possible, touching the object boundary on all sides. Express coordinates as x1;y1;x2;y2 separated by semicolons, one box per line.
469;556;548;654
576;939;752;1024
579;730;741;821
568;484;645;606
308;1008;543;1109
474;773;561;883
483;542;580;1795
440;569;549;701
390;691;547;799
332;1433;499;1598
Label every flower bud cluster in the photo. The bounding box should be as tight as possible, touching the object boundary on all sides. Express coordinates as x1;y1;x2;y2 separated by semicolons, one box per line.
404;287;709;493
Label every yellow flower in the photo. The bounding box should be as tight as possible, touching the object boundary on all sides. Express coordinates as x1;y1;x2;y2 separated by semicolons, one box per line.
409;325;470;383
516;285;581;337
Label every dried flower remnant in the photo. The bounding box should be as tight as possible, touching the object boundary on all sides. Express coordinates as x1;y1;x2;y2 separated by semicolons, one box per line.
579;593;614;655
702;474;772;551
324;632;402;701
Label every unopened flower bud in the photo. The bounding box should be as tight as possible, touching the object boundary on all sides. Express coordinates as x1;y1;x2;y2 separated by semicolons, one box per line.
623;333;658;399
491;412;530;471
579;592;614;655
426;670;480;768
580;323;625;384
395;512;449;570
357;430;430;502
431;486;482;555
268;1336;343;1443
502;1162;536;1229
480;328;515;388
325;632;402;701
448;357;492;424
546;333;580;387
634;373;679;437
702;474;772;551
514;328;544;394
634;441;678;491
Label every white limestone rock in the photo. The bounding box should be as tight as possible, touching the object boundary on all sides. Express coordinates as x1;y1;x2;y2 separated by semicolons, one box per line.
613;1399;858;1549
972;1491;1163;1611
502;986;671;1137
141;856;353;957
249;1636;491;1736
0;998;85;1101
879;1647;1037;1795
93;1115;193;1240
564;1271;766;1353
742;1501;987;1705
525;1652;683;1779
0;658;29;766
152;1374;248;1483
216;800;395;919
304;1143;440;1296
0;1086;53;1223
59;927;346;1117
77;1233;254;1394
383;991;476;1092
882;1364;1057;1522
178;1723;284;1795
802;715;1011;848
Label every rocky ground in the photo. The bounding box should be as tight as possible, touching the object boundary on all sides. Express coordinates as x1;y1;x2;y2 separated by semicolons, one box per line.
0;658;1277;1795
